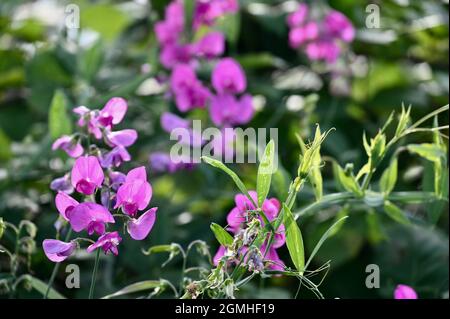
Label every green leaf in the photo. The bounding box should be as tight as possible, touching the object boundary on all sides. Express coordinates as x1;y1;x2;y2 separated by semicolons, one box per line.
379;157;398;194
48;90;72;140
201;156;257;207
256;140;275;206
304;216;348;270
407;144;446;163
283;204;305;273
332;162;363;196
210;223;234;247
384;201;411;225
102;280;162;299
20;275;66;299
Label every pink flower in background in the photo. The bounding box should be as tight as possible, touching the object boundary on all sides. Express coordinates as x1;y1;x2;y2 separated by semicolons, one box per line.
71;156;104;195
287;3;308;28
68;202;115;235
97;97;128;128
170;64;211;112
127;207;158;240
212;58;247;94
286;4;354;64
325;10;355;43
43;239;77;263
105;129;138;148
55;191;79;221
52;135;84;158
115;167;152;216
210;94;253;127
213;245;228;265
87;231;122;256
394;285;418;299
194;32;225;59
261;245;285;271
155;0;184;45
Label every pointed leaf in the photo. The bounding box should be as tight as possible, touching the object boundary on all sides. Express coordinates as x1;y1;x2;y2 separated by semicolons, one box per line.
256;140;275;206
210;223;234;247
379;158;398;194
283;204;305;273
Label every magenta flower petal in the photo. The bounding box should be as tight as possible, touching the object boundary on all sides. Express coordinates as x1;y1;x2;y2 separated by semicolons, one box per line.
127;207;158;240
99;97;128;127
115;179;152;216
262;197;281;221
43;239;76;263
52;135;84;158
161;112;190;133
325;10;355;43
68;202;114;234
194;31;225;59
55;191;79;221
71;156;104;195
100;146;131;168
287;3;308;28
106;129;138;147
226;207;245;232
125;166;148;183
235;190;257;212
262;245;285;271
394;285;418;299
87;231;122;256
212;58;246;94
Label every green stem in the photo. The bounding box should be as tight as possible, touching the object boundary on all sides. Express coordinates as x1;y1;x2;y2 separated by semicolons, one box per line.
44;228;72;299
88;249;101;299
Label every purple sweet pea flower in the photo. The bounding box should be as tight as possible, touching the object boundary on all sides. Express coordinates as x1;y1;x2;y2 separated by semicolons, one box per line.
50;174;74;194
71;156;104;195
210;94;254;127
43;239;77;263
105;129;138;148
109;171;126;190
194;32;225;59
325;10;355;43
55;191;79;221
212;58;247;94
115;167;152;216
87;231;122;256
394;285;418;299
127;207;158;240
289;22;319;48
73;106;91;127
52;135;84;158
68;202;115;235
97;97;128;128
170;64;211;112
100;146;131;168
306;40;340;64
160;44;193;69
287;3;308;28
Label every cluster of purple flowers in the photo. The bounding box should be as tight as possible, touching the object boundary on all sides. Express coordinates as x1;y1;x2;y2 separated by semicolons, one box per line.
213;191;286;271
44;98;157;262
150;0;253;172
287;4;355;64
